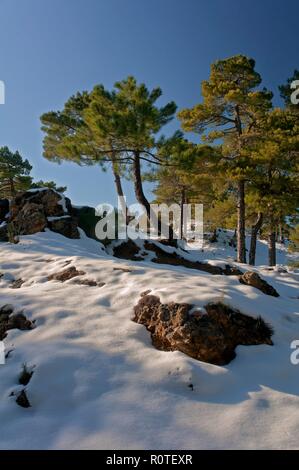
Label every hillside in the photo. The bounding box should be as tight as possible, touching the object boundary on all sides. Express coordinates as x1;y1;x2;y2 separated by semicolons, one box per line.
0;229;298;449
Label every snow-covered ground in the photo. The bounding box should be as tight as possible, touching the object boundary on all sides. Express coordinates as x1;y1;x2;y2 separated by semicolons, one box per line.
0;229;298;449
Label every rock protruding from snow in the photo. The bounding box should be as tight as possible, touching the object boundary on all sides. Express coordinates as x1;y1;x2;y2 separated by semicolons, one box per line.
112;238;243;276
5;189;80;239
133;296;273;365
239;271;279;297
0;305;35;340
48;266;86;282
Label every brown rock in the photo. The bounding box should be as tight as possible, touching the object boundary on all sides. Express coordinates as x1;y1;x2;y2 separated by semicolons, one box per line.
133;296;273;365
48;266;86;282
10;202;47;235
113;239;242;276
7;189;80;239
239;271;279;297
48;216;80;239
113;239;143;261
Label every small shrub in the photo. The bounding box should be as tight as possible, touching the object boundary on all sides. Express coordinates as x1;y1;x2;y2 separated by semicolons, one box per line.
18;363;34;386
16;389;31;408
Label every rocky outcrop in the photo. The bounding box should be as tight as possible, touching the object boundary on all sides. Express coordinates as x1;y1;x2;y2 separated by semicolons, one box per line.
239;271;279;297
112;238;242;275
133;295;273;365
1;189;80;240
10;202;47;235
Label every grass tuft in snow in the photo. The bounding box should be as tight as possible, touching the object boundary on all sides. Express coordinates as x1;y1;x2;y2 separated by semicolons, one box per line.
15;390;31;408
18;363;34;386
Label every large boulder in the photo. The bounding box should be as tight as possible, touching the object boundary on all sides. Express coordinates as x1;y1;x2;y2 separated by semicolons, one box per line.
133;295;273;365
2;189;80;240
239;271;279;297
10;189;64;218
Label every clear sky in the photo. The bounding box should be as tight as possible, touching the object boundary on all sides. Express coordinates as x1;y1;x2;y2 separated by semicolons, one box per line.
0;0;298;207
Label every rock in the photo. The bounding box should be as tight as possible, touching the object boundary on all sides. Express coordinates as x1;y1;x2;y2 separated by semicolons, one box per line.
133;296;273;365
11;189;64;218
239;271;279;297
113;239;143;261
7;189;80;240
113;267;133;273
140;289;152;297
48;216;80;239
7;313;35;331
10;279;25;289
9;202;47;235
0;304;14;316
0;199;9;221
0;308;35;340
112;239;243;276
144;241;241;276
48;266;86;282
70;205;102;240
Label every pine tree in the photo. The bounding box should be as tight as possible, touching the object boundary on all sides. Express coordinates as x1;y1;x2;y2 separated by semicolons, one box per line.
178;55;273;263
246;108;299;265
111;76;177;227
0;147;32;198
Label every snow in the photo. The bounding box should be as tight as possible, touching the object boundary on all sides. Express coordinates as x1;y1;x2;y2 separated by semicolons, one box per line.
0;229;298;449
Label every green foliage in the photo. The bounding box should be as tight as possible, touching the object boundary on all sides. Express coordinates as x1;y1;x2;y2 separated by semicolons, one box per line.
0;146;32;198
31;180;67;193
289;225;299;253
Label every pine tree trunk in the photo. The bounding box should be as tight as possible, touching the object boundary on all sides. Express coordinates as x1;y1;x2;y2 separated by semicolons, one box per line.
237;179;246;263
132;152;175;242
249;212;263;266
111;159;128;224
9;178;16;197
132;152;151;218
268;230;276;266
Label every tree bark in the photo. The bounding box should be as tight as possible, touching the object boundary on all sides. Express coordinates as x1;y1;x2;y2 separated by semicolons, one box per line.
132;152;175;242
268;230;276;266
237;179;246;263
249;212;263;266
179;187;186;239
132;152;151;217
111;159;129;224
9;178;16;197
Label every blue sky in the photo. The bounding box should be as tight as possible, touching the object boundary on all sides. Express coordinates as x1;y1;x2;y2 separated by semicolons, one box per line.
0;0;298;207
